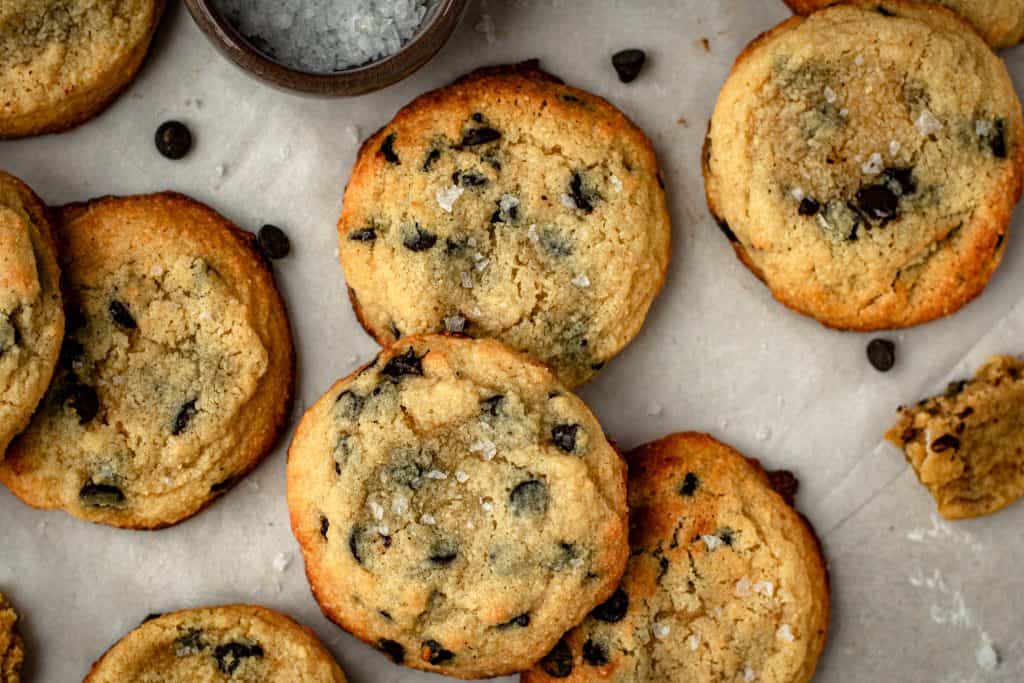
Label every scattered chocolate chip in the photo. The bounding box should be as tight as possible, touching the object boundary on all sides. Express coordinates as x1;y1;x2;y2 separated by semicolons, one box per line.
611;49;646;83
508;480;549;517
109;300;137;329
715;217;739;243
569;172;595;213
403;227;438;252
65;382;99;424
591;589;629;622
422;148;441;172
172;399;198;435
257;224;290;259
379;639;405;664
349;526;367;564
453;170;488;187
319;515;330;539
768;470;799;506
381;348;424;379
348;227;377;242
59;338;84;369
956;406;975;420
213;642;264;674
931;434;961;452
855;184;899;221
884;167;916;195
380;134;400;164
551;423;580;452
798;198;820;216
79;482;125;508
499;613;531;629
429;540;458;565
989;119;1007;158
582;639;610;666
481;395;504;416
155;121;192;160
540;639;574;678
718;527;735;546
459;127;501;147
867;339;896;372
421;639;454;665
679;472;699;497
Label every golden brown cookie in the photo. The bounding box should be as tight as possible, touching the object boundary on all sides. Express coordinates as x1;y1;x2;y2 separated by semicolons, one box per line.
0;193;295;529
524;433;830;683
0;0;165;138
84;605;347;682
704;0;1024;330
887;355;1024;519
0;593;23;683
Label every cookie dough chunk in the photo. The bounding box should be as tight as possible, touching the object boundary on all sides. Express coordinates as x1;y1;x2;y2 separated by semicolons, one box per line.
337;61;671;387
887;355;1024;519
0;193;295;529
524;433;830;683
785;0;1024;49
0;0;165;138
288;335;629;678
0;593;23;683
703;0;1024;330
0;171;63;458
85;605;347;682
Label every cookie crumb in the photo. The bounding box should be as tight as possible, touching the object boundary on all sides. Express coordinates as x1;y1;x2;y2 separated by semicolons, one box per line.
699;37;710;52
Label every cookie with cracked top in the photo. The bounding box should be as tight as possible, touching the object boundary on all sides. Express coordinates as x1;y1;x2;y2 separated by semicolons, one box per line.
0;193;294;529
0;0;165;138
84;605;346;682
785;0;1024;49
0;171;64;460
523;432;830;683
0;592;23;683
338;60;671;387
287;334;629;679
704;0;1024;330
887;355;1024;519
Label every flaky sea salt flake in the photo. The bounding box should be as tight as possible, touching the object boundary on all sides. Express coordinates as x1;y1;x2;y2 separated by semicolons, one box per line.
436;184;464;213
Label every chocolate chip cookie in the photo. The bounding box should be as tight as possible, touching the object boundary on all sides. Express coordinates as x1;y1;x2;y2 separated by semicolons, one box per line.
0;193;295;529
85;605;347;682
524;433;830;683
0;0;165;138
887;355;1024;519
0;171;63;459
785;0;1024;48
0;593;23;683
288;335;629;678
337;61;671;387
704;0;1024;330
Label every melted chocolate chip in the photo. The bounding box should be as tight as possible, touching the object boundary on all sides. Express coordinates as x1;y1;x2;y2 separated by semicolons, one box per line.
499;613;531;629
582;639;609;666
540;639;574;677
66;382;99;424
612;49;646;83
867;339;896;372
931;434;961;452
422;148;441;172
508;480;549;516
591;589;629;622
379;639;405;664
989;119;1007;158
109;300;137;329
79;482;125;508
380;134;400;164
551;424;580;452
855;184;899;221
155;121;192;160
403;227;438;252
569;172;595;213
172;399;198;435
798;198;820;216
213;642;264;674
679;472;699;497
257;224;290;259
349;526;367;564
348;227;377;242
173;629;205;656
459;127;501;147
421;639;454;665
381;348;424;379
319;515;330;539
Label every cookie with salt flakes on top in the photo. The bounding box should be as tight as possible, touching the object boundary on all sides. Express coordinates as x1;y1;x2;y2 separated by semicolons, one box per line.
524;433;829;683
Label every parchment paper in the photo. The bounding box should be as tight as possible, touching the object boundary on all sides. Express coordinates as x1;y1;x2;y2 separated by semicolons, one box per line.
3;1;1024;681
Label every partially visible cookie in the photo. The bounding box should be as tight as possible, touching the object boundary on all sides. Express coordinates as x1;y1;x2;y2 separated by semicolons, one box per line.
84;605;347;682
523;432;830;683
0;171;64;459
288;335;629;679
887;355;1024;519
785;0;1024;49
338;61;671;387
704;0;1024;330
0;593;23;683
0;193;295;529
0;0;165;138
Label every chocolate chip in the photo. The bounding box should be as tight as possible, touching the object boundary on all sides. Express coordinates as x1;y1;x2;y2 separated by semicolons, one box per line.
459;127;501;147
173;629;205;656
508;480;549;516
884;167;916;195
257;224;290;259
403;227;438;252
798;198;820;216
348;227;377;242
569;172;595;213
612;49;646;83
867;339;896;372
540;639;574;677
65;382;99;424
855;184;899;221
172;399;198;435
421;639;454;665
320;515;330;539
551;424;580;452
718;527;735;546
679;472;699;497
985;119;1008;158
155;121;192;160
499;613;531;629
931;434;961;452
213;642;264;674
429;540;458;565
715;217;739;243
582;639;609;666
59;338;84;369
956;406;975;420
453;170;488;187
109;300;137;329
591;588;629;622
380;133;400;164
422;148;441;172
379;639;405;664
381;348;424;379
79;482;125;508
482;395;504;416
